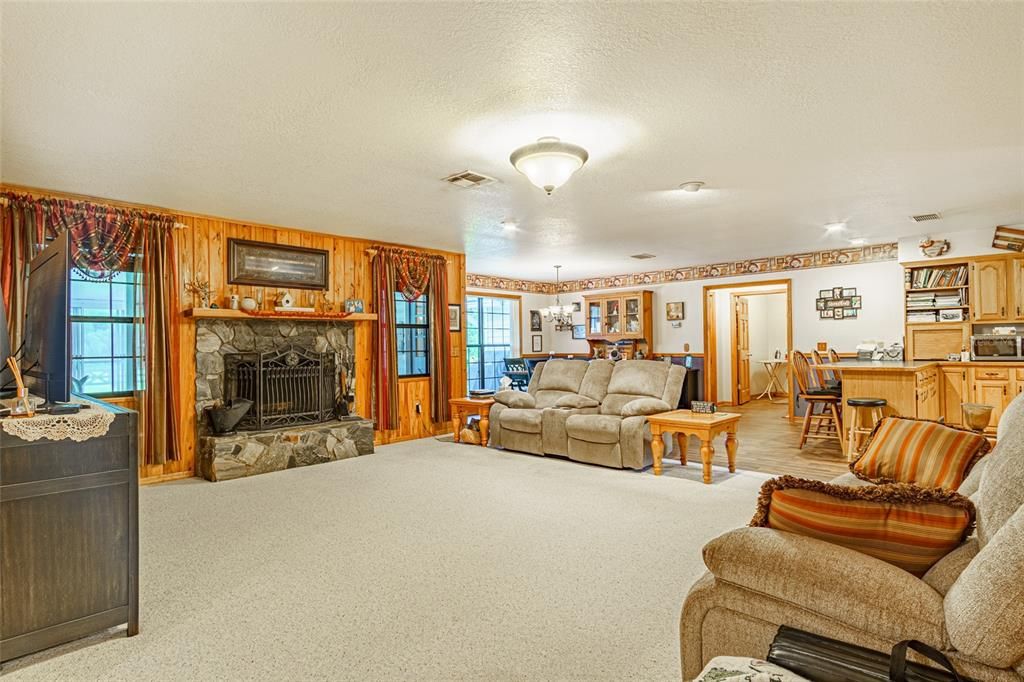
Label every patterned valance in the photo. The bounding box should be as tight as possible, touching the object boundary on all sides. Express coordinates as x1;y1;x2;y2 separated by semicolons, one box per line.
373;246;447;301
1;192;173;279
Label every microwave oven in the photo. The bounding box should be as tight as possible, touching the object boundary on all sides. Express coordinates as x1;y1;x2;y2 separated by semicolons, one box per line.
971;334;1024;361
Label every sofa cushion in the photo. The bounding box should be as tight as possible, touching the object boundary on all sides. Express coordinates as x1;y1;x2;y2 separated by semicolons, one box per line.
535;389;573;409
536;359;589;393
566;414;622;444
606;360;670;398
945;504;1024;668
600;393;640;416
977;391;1024;545
499;408;543;434
554;394;599;409
850;417;990;491
621;397;672;417
923;537;979;596
578;359;614;402
751;476;976;576
493;390;536;409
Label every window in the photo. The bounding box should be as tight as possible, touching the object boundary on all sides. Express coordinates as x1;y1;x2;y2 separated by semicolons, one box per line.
70;270;144;397
465;295;515;392
395;291;429;377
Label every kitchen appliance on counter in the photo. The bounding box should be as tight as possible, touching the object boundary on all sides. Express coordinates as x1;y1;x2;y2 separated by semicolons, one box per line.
970;334;1024;361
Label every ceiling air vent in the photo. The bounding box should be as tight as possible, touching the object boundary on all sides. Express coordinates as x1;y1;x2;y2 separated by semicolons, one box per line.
911;212;942;223
442;170;497;188
630;253;657;260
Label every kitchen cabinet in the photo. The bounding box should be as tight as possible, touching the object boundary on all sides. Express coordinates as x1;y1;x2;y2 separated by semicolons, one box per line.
972;259;1009;321
582;290;653;343
940;365;969;426
914;367;940;421
1013;259;1024;320
970;366;1011;433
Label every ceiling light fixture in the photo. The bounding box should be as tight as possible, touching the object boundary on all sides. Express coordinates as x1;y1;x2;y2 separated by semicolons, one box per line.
540;265;575;330
501;220;518;231
824;221;847;233
679;181;704;192
509;137;589;195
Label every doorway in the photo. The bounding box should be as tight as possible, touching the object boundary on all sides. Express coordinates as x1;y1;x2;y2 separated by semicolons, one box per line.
703;280;793;416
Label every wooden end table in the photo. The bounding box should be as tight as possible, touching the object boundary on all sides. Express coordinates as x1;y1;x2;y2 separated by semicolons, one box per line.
449;397;496;446
647;409;742;483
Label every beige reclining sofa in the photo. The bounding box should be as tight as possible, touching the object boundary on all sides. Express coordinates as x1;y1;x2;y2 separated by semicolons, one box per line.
489;359;685;470
679;391;1024;681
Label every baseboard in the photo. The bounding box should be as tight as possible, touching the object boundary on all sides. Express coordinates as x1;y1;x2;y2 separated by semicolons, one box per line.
139;470;195;486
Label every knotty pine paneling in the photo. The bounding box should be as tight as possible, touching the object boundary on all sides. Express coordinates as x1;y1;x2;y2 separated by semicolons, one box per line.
1;184;467;482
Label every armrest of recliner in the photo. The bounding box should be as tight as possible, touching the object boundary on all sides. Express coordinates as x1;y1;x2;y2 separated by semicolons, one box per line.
702;527;948;646
493;390;535;409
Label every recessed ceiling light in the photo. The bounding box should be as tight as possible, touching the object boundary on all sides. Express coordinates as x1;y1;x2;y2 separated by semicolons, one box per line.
501;220;518;231
849;238;866;246
824;221;847;232
679;181;704;192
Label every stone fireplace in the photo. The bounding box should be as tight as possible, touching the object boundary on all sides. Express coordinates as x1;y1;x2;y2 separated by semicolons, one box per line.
194;317;373;481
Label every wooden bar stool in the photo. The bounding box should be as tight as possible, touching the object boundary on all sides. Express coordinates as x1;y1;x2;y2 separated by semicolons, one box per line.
792;351;844;455
846;397;887;461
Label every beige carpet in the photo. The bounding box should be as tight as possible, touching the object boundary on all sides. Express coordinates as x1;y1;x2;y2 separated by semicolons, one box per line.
4;439;769;681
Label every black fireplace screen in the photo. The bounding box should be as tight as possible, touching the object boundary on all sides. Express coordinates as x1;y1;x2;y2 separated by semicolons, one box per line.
225;346;336;431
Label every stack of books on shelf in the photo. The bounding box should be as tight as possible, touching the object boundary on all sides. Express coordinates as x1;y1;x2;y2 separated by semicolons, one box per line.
934;292;964;308
908;265;968;289
907;292;937;309
907;311;939;323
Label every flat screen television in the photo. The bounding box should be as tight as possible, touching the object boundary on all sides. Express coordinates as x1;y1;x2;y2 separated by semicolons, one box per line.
22;232;71;404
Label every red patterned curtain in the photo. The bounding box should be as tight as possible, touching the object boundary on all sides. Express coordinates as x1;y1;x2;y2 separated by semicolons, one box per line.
0;191;180;464
371;246;451;430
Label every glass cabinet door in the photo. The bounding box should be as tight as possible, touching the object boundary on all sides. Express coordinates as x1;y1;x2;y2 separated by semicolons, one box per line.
623;296;642;336
604;298;621;335
587;301;602;336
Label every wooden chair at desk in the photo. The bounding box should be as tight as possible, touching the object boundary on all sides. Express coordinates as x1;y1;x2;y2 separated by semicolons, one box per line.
812;348;842;390
793;350;844;455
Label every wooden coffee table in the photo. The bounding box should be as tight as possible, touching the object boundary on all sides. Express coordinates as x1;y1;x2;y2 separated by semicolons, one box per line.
647;409;742;483
449;397;496;446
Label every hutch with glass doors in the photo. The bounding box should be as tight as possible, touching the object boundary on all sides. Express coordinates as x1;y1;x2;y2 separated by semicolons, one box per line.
583;290;654;358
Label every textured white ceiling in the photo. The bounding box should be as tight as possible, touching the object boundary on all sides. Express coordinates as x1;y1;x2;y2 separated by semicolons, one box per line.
2;2;1022;280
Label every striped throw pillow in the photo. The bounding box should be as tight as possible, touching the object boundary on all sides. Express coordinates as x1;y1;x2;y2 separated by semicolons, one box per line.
851;417;990;491
751;476;976;576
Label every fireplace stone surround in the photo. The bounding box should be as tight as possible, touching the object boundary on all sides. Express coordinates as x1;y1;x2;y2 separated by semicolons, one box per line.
194;317;373;481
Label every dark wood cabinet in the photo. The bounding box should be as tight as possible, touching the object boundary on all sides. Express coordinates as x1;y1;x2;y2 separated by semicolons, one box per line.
0;400;138;663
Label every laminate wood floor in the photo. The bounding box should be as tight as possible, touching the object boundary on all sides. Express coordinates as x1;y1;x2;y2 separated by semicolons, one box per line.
676;398;849;481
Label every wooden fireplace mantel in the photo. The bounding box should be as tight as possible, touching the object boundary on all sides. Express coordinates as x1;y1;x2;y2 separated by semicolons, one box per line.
183;308;377;322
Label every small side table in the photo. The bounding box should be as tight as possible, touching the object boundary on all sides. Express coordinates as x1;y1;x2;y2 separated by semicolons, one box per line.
756;359;787;402
647;409;742;483
449;397;495;446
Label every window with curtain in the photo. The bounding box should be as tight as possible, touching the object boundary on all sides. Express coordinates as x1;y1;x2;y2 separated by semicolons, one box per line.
70;270;145;397
395;291;429;377
465;295;516;392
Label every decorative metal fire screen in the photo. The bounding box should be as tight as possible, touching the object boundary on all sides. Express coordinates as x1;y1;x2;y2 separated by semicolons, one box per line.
225;346;336;431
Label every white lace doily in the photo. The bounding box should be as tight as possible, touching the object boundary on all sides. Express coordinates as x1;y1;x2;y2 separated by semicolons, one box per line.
2;410;115;442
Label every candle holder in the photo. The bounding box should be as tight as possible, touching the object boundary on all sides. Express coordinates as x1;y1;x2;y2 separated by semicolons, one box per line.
961;402;995;433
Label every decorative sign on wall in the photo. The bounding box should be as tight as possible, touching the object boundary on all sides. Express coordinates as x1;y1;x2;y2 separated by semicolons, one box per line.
918;237;950;258
993;225;1024;252
816;287;862;320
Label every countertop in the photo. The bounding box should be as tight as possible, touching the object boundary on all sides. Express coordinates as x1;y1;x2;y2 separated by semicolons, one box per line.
821;360;1024;372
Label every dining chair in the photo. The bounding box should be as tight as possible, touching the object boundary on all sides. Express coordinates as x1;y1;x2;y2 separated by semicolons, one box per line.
793;350;844;454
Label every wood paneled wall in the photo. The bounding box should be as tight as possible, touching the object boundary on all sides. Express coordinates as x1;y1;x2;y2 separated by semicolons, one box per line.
1;184;467;483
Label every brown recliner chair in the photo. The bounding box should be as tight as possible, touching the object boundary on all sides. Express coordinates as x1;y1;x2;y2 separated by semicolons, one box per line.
679;393;1024;681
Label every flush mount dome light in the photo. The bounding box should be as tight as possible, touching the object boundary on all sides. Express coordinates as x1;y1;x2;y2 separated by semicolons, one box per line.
509;137;589;195
679;181;704;192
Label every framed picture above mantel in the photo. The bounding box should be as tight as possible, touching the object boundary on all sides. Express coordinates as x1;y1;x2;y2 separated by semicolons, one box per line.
227;238;329;290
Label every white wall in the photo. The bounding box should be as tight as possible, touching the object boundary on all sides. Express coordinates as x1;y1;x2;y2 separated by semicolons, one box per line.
747;293;788;394
539;259;906;355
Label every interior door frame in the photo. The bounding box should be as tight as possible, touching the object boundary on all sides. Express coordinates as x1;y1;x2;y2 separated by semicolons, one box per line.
730;293;749;406
702;279;794;418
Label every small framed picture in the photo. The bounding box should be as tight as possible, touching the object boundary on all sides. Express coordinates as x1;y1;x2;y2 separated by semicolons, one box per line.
572;324;586;340
832;287;843;298
530;310;542;332
572;302;581;312
820;309;834;319
842;288;857;297
532;334;543;352
345;298;364;313
819;289;831;298
666;301;684;321
851;296;862;308
448;304;461;332
843;308;858;318
816;299;826;311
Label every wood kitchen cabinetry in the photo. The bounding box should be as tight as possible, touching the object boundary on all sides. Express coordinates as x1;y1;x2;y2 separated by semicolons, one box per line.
939;365;969;427
971;259;1009;321
970;366;1013;433
914;366;941;421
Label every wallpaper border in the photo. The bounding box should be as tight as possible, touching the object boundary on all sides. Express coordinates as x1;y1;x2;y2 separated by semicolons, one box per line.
468;243;898;295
